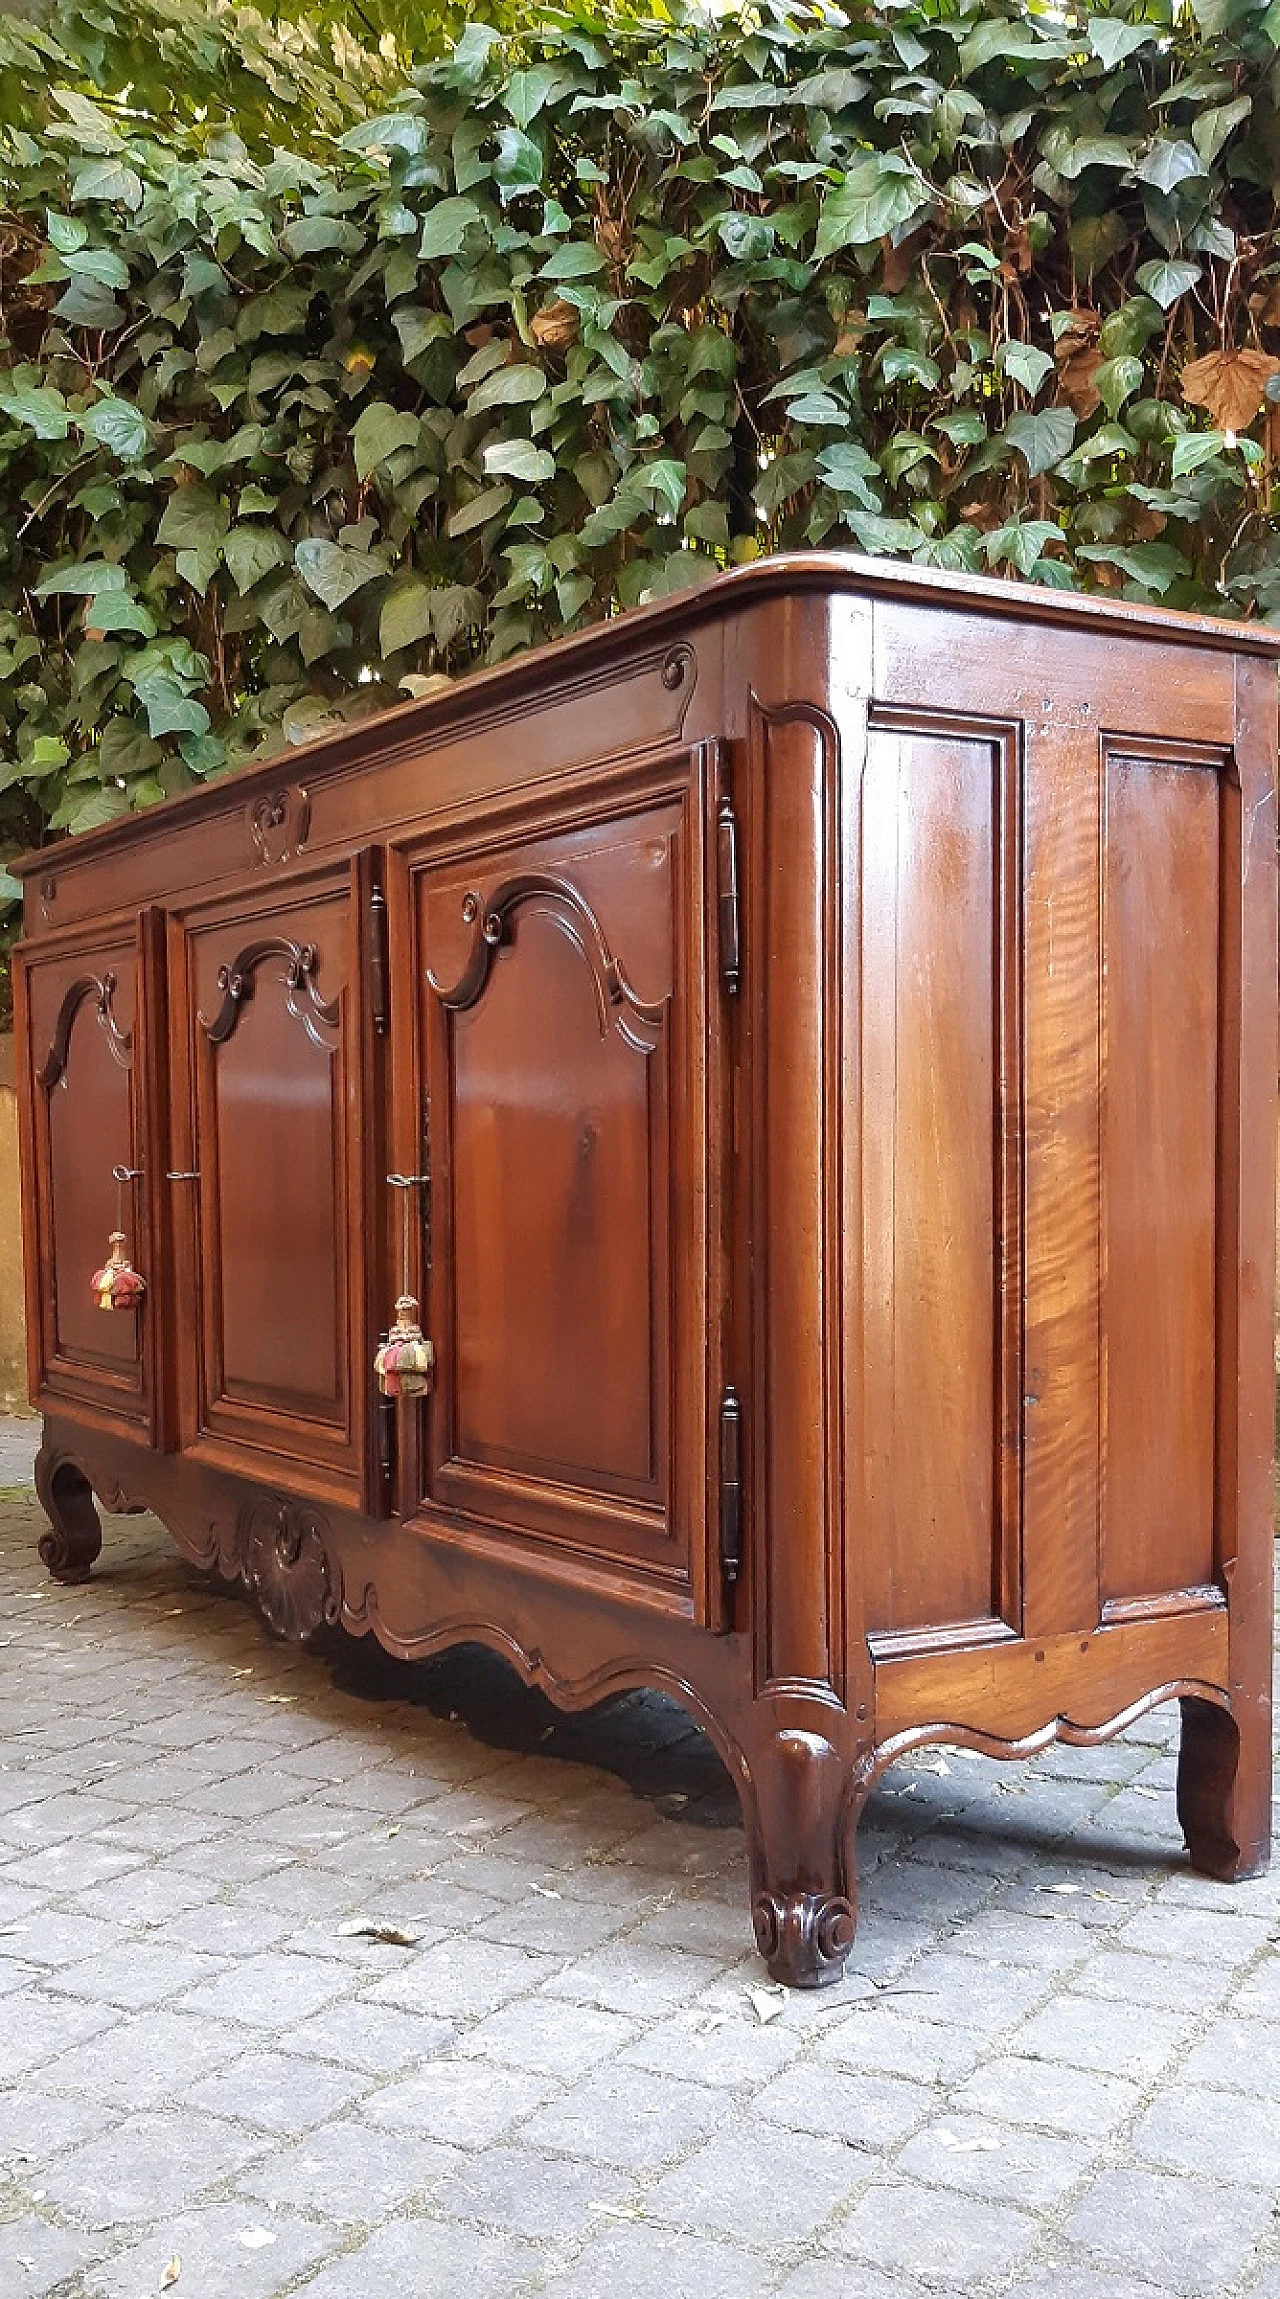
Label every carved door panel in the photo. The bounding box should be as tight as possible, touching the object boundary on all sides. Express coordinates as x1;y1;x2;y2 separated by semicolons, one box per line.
167;856;380;1512
15;912;166;1439
390;747;723;1622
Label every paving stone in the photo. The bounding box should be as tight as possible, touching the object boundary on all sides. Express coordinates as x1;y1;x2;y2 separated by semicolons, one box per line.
185;2042;372;2131
646;2125;860;2246
894;2111;1100;2207
882;1948;1053;2033
755;2063;935;2151
238;2116;462;2223
1128;2082;1280;2187
1179;2014;1280;2099
521;2063;722;2170
289;2211;543;2298
829;2174;1041;2281
1064;2166;1276;2291
949;2053;1143;2137
461;1994;638;2080
774;2265;951;2299
363;1934;558;2019
811;2001;984;2087
37;2106;267;2225
81;2202;337;2298
364;2057;556;2147
547;2220;776;2298
39;2007;249;2107
177;1948;358;2030
46;1939;226;2011
1005;2262;1171;2299
542;1940;729;2017
620;2004;800;2089
1068;1946;1238;2012
430;2143;638;2241
279;1999;455;2075
1113;1903;1274;1966
1007;1990;1193;2081
0;2215;107;2297
0;1988;123;2076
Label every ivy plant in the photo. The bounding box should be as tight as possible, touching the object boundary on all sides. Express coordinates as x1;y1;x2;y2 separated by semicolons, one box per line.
1;0;1278;901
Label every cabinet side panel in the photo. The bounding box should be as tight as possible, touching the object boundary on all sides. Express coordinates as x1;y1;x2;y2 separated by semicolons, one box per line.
1101;753;1219;1605
860;726;1005;1635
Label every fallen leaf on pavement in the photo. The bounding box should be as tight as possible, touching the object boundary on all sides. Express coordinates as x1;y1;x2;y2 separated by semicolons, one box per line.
160;2258;181;2290
338;1918;424;1946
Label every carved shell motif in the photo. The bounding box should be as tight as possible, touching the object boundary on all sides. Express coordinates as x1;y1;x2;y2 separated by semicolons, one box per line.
240;1497;339;1642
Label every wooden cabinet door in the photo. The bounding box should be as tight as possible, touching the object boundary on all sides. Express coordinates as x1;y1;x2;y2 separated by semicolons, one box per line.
167;856;380;1512
15;911;166;1440
391;746;723;1622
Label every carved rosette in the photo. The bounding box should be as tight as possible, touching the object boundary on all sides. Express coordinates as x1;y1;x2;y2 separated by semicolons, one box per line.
249;786;311;867
240;1496;339;1642
752;1889;856;1988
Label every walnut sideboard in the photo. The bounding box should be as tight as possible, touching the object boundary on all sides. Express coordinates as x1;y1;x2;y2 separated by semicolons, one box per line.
13;553;1277;1986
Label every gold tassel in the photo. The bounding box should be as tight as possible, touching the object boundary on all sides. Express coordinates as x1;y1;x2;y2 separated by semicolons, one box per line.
375;1296;434;1398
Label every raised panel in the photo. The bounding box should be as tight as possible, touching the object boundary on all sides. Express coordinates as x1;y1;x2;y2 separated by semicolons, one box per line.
859;720;1020;1642
170;865;373;1507
16;924;160;1436
401;752;714;1615
1101;750;1220;1607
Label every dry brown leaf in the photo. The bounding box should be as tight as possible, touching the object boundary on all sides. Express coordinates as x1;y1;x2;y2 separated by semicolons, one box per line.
160;2258;181;2292
1180;347;1280;432
1054;308;1102;420
530;298;579;351
337;1918;424;1945
880;229;924;294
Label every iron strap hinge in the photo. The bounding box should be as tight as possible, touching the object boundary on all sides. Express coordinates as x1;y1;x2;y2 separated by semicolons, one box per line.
370;879;389;1035
719;1385;742;1585
716;785;740;997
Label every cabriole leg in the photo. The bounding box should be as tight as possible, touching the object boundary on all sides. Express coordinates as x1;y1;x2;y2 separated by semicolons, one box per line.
1177;1695;1271;1883
34;1448;103;1585
746;1725;858;1989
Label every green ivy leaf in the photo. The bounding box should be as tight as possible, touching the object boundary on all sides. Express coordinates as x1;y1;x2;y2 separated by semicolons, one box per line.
352;402;422;479
80;397;149;460
419;196;484;259
1135;258;1203;309
999;342;1055;396
466;364;547;417
222;526;290;595
294;539;385;609
0;381;70;439
483;439;557;483
1004;407;1077;476
814;154;931;261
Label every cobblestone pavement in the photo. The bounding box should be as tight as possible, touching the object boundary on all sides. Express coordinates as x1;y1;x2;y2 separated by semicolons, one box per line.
0;1459;1277;2298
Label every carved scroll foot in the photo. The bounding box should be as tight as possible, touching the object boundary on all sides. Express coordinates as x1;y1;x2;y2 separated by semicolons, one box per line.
746;1725;858;1989
1178;1696;1271;1883
34;1450;103;1584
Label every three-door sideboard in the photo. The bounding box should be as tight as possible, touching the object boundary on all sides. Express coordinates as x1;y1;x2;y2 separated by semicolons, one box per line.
13;553;1277;1984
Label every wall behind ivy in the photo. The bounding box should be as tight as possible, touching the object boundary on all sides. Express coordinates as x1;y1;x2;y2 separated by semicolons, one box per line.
1;0;1278;878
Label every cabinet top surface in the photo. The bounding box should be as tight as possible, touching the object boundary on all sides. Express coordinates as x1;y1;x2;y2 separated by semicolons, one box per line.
13;545;1280;884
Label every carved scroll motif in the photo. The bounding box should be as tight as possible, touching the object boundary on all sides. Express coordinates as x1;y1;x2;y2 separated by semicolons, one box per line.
427;872;667;1055
38;972;132;1090
248;786;311;868
239;1495;339;1641
198;937;339;1050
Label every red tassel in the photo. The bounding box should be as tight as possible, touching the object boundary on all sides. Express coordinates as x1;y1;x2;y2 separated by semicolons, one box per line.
91;1232;146;1311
